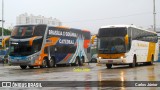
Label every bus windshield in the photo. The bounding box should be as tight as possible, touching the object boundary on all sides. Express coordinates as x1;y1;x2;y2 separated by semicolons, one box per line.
98;37;126;54
11;25;47;38
11;25;35;37
9;41;42;56
98;28;127;54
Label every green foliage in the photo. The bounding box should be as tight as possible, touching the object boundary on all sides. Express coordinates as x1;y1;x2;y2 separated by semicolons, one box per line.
0;27;11;36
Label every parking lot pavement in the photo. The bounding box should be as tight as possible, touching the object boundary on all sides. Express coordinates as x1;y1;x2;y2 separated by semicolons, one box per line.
0;63;160;90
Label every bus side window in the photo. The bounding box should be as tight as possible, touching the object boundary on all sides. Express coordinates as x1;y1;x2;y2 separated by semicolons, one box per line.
127;27;132;51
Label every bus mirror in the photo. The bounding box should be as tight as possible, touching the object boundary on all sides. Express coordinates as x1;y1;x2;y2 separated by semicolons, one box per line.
91;35;96;44
2;40;5;47
125;35;129;45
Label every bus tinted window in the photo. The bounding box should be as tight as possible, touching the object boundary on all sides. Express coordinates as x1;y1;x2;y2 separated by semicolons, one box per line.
11;25;35;37
56;45;76;53
33;25;47;36
132;28;158;43
98;28;127;37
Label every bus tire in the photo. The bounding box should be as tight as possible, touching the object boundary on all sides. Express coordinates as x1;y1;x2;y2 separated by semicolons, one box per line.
20;65;27;69
40;58;47;68
75;57;82;66
28;66;34;69
129;56;136;68
106;64;112;69
49;57;55;68
82;56;85;63
149;55;154;65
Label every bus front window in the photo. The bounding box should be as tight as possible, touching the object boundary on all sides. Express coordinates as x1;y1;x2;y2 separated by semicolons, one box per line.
9;39;42;56
9;43;33;56
98;28;127;54
98;37;126;54
11;25;35;37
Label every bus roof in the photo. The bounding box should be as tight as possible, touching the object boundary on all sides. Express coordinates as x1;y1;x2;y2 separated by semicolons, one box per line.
15;24;90;32
100;24;157;34
15;24;38;26
100;24;135;29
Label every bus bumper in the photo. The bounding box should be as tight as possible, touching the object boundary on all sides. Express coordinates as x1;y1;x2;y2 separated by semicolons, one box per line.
9;60;31;65
8;56;33;66
97;58;127;64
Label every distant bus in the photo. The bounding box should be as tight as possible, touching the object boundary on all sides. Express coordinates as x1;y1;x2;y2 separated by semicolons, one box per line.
96;25;159;69
8;24;91;69
0;36;10;63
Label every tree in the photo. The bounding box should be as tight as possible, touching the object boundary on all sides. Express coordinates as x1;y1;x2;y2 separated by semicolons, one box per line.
0;27;11;36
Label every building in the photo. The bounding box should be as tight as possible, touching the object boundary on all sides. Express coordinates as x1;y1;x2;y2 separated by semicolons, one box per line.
16;13;62;26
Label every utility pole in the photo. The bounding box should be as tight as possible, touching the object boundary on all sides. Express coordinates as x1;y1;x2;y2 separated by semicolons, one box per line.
153;0;156;32
1;0;4;40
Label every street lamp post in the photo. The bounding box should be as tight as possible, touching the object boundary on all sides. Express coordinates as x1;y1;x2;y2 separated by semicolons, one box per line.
153;0;156;32
1;0;4;40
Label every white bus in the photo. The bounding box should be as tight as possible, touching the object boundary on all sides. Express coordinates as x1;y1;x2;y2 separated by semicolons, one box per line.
97;25;159;69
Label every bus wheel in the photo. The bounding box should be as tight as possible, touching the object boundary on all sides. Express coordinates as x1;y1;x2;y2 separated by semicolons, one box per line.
76;57;82;66
28;66;34;69
40;58;47;68
20;65;27;69
49;57;55;68
82;56;85;63
149;55;154;65
129;56;136;68
106;64;112;69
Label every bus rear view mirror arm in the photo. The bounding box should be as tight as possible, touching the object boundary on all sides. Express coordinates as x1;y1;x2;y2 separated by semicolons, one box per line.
125;34;129;45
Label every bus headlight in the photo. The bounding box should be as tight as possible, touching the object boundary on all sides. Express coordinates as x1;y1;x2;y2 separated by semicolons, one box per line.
28;57;33;61
120;56;126;59
99;57;102;59
120;56;124;59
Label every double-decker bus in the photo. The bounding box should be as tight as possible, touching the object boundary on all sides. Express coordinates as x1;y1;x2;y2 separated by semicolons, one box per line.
96;25;159;69
0;36;10;63
8;24;91;69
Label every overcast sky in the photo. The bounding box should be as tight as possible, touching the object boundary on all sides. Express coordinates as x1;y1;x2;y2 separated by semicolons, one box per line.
0;0;160;33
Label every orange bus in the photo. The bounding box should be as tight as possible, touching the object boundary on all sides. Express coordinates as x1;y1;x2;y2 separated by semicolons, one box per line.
8;24;91;69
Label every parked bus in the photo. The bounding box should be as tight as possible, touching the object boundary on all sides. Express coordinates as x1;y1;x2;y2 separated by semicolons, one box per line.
96;25;159;69
0;36;10;63
8;24;91;69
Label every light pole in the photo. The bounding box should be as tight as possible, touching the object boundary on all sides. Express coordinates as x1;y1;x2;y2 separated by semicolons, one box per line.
1;0;4;40
153;0;156;32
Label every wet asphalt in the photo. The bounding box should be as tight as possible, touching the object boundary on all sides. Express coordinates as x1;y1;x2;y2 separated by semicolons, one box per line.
0;62;160;90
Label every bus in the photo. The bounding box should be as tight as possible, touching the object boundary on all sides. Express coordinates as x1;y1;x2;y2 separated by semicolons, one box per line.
8;24;91;69
0;36;10;63
96;25;159;69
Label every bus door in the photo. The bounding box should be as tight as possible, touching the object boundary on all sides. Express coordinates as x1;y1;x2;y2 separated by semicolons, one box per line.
46;39;57;63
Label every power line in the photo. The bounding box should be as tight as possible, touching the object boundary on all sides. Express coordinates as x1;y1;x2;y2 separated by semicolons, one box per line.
63;12;159;23
2;11;160;28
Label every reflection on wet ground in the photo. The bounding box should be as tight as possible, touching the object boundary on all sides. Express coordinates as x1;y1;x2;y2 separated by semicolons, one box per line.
0;63;160;90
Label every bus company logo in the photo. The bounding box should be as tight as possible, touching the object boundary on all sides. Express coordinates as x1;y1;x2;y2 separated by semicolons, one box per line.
2;82;12;87
1;82;42;88
137;43;147;47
